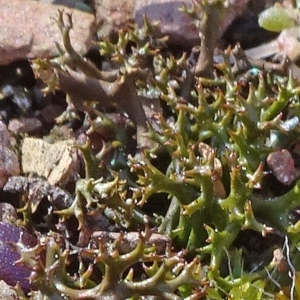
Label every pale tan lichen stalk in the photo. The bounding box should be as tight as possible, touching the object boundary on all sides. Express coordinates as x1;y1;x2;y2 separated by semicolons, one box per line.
195;0;227;77
182;0;227;77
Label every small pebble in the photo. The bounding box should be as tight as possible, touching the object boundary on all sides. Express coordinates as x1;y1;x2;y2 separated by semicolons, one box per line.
8;117;43;135
0;145;20;189
0;121;11;147
267;149;300;186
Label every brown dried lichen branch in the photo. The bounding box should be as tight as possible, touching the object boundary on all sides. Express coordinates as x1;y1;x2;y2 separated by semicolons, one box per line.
32;10;161;148
14;226;204;299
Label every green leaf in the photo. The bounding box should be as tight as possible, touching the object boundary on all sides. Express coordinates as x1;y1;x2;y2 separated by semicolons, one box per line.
258;6;296;32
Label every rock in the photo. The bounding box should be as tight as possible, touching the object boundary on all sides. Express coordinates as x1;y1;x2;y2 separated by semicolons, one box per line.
22;137;79;186
92;0;135;40
267;149;300;186
0;146;20;189
39;103;66;125
3;176;73;210
0;0;268;65
1;85;33;113
135;0;200;47
0;203;18;224
0;222;37;292
94;0;198;47
0;121;11;148
0;122;20;189
8;117;43;135
93;0;251;48
91;231;171;254
77;210;116;247
0;0;96;65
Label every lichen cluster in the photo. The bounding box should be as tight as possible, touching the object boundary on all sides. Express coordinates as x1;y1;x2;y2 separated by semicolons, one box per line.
8;1;300;299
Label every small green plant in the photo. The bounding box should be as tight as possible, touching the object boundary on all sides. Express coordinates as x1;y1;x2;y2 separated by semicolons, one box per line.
9;2;300;299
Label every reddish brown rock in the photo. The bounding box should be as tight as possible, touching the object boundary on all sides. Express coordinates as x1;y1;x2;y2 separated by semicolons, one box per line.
267;149;300;186
135;0;199;47
0;0;96;65
3;176;73;211
8;117;43;135
94;0;251;48
0;121;11;148
0;122;20;189
0;0;255;65
0;146;20;189
93;0;135;38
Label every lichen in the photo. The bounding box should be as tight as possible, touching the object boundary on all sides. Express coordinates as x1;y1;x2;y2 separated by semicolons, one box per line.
5;2;300;299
